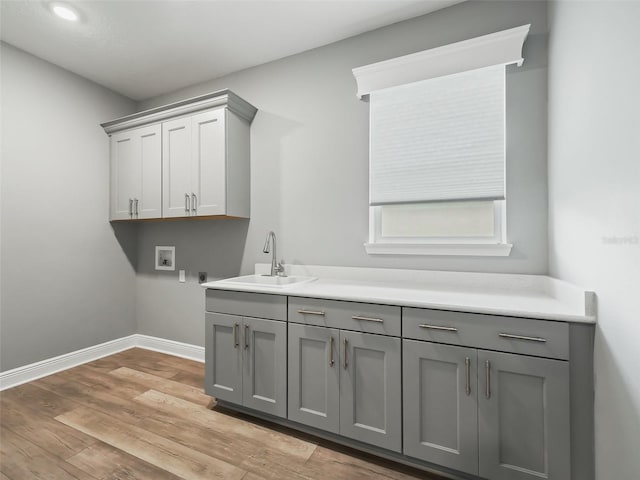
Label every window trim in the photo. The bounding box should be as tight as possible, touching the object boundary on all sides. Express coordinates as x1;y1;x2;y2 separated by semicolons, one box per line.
365;201;512;257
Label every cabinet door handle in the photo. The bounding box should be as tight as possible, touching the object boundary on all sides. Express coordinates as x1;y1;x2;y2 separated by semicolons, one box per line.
342;338;348;369
233;323;239;348
485;360;491;399
134;198;139;216
418;324;458;332
352;315;383;323
244;324;249;350
329;336;335;366
191;193;197;213
465;357;471;396
128;198;133;217
297;309;325;316
498;333;547;343
185;193;190;214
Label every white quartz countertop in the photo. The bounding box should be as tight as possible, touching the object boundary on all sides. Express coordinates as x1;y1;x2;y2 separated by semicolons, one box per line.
202;264;596;324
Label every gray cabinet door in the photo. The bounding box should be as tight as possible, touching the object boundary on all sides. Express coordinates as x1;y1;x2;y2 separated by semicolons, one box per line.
478;351;570;480
339;331;402;452
403;340;479;475
204;312;242;403
288;323;340;433
242;317;287;418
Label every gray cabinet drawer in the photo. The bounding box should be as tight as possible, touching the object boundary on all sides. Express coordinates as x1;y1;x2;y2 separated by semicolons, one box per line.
403;308;569;360
205;289;286;321
288;297;401;337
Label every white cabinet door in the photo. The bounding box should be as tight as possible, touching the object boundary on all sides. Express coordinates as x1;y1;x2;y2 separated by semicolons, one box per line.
110;125;161;220
162;117;192;218
191;109;226;216
137;124;162;219
110;130;139;220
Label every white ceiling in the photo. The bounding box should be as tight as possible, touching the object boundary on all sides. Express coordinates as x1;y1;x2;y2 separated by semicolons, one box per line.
0;0;463;101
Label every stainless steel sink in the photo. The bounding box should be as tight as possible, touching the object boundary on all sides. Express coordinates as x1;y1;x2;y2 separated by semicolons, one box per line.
216;274;317;288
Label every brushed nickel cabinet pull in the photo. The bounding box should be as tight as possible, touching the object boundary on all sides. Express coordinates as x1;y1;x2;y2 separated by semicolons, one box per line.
498;333;547;343
342;338;348;370
244;324;249;350
233;323;239;348
352;315;384;323
184;193;190;214
128;198;133;217
134;198;139;216
298;309;325;316
485;360;491;399
329;336;335;366
191;193;197;213
465;357;471;396
418;324;458;332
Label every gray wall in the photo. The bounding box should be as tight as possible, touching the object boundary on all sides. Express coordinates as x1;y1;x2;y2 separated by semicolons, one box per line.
135;0;549;345
547;1;640;478
0;43;138;371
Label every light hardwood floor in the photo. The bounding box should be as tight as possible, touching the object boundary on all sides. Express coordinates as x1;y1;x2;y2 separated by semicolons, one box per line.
0;348;442;480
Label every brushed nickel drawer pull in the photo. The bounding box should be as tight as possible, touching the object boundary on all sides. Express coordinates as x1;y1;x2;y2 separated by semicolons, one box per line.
233;322;239;348
418;324;458;332
499;333;547;343
298;309;325;316
352;315;384;323
342;338;348;370
465;357;471;396
485;360;491;399
329;336;335;366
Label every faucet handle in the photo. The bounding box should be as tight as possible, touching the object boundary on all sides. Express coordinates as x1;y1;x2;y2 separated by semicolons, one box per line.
275;260;286;277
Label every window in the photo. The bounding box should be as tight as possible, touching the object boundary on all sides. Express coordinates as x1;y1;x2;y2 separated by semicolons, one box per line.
353;25;530;256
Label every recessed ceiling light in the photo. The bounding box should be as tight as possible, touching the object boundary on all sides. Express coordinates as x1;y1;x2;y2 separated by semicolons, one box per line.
50;3;79;22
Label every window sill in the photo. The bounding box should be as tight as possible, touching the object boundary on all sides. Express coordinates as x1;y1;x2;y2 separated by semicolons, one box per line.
363;242;513;257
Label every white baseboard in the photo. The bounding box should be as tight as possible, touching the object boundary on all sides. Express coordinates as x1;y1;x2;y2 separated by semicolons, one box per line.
135;334;204;363
0;334;204;391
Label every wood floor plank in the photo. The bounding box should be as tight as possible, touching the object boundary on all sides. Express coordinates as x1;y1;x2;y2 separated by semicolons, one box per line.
56;407;246;480
304;445;432;480
0;427;95;480
67;443;183;480
134;389;317;461
0;394;96;459
109;367;210;406
0;382;81;418
1;349;442;480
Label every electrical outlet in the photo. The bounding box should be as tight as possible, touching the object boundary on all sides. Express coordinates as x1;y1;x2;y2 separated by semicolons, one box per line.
179;270;186;283
198;272;208;284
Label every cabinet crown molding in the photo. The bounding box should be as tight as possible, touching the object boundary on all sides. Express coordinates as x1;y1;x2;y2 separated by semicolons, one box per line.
101;89;257;134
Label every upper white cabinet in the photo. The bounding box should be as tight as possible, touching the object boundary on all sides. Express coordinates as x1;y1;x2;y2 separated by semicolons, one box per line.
109;124;162;220
102;90;256;221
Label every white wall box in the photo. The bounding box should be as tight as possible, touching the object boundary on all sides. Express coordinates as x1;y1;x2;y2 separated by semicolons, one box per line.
102;90;257;221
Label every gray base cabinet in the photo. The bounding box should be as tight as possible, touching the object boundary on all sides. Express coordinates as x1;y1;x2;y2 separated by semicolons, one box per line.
205;290;589;480
288;324;402;453
403;340;479;475
403;339;571;479
340;330;402;452
478;351;570;480
288;323;340;433
205;312;287;418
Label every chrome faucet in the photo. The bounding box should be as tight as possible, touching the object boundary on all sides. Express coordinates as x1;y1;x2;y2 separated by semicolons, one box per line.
263;231;285;277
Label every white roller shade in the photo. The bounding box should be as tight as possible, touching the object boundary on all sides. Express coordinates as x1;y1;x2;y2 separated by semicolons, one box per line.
369;65;505;205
